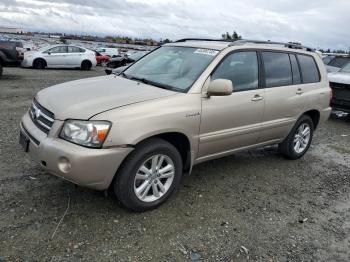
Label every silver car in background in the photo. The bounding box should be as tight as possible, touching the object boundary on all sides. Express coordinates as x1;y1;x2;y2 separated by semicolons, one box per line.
22;44;97;70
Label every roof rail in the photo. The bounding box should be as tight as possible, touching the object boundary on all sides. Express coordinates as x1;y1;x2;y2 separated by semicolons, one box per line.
174;38;234;43
230;39;315;52
174;38;315;52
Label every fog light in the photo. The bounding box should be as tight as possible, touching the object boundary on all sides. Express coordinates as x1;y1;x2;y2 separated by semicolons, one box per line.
58;157;71;173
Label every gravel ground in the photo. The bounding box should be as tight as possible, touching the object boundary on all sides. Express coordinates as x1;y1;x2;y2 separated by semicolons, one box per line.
0;67;350;261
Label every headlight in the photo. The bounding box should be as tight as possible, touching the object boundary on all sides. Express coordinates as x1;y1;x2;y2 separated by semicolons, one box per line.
60;120;111;148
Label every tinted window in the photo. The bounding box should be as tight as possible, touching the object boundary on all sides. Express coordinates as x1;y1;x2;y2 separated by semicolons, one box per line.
212;51;259;92
68;46;85;53
328;57;350;68
46;46;67;53
262;52;292;88
290;54;301;85
297;55;320;83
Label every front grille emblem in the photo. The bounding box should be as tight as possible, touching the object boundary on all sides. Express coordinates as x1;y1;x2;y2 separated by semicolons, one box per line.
34;108;41;119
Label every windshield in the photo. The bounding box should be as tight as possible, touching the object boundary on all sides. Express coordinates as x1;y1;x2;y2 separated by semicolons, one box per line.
328;57;350;68
340;62;350;73
123;46;219;92
322;56;334;65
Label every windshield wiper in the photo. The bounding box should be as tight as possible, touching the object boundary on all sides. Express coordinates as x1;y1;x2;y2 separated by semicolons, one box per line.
127;76;175;91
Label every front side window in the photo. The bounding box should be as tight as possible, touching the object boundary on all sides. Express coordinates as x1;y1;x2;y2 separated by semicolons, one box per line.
297;55;320;83
45;46;68;53
262;52;292;88
211;51;259;92
123;46;218;92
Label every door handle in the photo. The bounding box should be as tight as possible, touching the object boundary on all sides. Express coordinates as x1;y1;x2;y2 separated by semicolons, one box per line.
296;88;304;95
251;94;264;102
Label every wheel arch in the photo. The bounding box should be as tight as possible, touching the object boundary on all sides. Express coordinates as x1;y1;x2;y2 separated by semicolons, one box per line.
81;59;92;69
133;132;192;173
302;109;320;129
33;57;47;67
108;131;193;191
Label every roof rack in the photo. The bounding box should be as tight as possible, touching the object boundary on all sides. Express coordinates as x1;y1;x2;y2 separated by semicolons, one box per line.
174;38;315;52
174;38;230;43
230;39;315;52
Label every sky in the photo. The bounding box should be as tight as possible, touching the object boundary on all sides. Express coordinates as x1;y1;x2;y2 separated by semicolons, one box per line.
0;0;349;50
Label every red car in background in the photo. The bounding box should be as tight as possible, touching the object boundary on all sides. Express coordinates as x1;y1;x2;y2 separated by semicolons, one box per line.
94;51;111;66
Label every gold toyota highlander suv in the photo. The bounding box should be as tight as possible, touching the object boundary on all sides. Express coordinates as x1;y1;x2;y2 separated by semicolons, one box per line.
20;39;332;211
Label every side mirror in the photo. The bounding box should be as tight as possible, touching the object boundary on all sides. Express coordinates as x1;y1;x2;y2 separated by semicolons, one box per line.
207;79;233;97
47;52;51;55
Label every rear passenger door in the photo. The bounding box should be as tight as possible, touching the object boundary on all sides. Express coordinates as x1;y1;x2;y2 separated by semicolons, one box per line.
67;46;85;66
199;51;265;159
259;51;320;143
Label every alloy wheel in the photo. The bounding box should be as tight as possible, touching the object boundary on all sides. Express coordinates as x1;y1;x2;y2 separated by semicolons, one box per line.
293;123;311;154
134;154;175;202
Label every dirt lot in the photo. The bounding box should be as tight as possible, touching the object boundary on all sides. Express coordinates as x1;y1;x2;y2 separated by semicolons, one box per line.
0;67;350;261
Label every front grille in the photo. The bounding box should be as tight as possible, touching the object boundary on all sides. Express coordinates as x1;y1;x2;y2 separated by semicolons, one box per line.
29;99;55;134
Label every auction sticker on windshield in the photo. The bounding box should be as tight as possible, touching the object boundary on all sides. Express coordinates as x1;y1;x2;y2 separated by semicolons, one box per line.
194;49;219;56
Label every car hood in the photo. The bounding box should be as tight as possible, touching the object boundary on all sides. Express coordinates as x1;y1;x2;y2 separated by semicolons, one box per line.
328;71;350;85
36;75;177;120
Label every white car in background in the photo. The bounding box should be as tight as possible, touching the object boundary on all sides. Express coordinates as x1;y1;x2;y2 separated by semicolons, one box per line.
96;47;120;57
22;45;97;70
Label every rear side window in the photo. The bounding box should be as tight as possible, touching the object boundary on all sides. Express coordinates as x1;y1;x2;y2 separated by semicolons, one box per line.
289;54;301;85
68;46;85;53
297;55;320;83
211;51;259;92
46;46;68;53
262;52;292;88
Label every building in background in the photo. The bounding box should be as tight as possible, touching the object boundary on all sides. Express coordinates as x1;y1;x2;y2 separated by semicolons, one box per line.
0;27;26;34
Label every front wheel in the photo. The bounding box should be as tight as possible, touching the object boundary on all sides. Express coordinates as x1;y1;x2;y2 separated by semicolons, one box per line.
114;138;183;211
279;115;314;159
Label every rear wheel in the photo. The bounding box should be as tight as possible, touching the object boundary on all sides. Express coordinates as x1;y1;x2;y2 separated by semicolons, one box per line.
33;59;46;69
279;115;314;159
101;60;107;67
81;60;92;70
114;138;183;212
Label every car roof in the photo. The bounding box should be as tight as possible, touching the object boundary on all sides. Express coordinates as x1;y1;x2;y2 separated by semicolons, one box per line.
165;39;316;54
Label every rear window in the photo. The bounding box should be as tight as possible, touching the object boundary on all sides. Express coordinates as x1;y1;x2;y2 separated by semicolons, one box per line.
262;52;293;88
297;55;320;83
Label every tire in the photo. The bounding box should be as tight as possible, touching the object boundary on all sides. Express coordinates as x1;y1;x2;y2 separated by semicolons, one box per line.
0;64;3;78
114;138;183;212
81;60;92;70
278;115;314;160
33;59;46;69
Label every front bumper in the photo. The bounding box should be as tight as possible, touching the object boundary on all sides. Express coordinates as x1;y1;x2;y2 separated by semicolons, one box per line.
20;112;133;190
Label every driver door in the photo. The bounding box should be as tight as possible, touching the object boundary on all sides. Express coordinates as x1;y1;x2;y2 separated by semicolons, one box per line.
198;51;265;159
